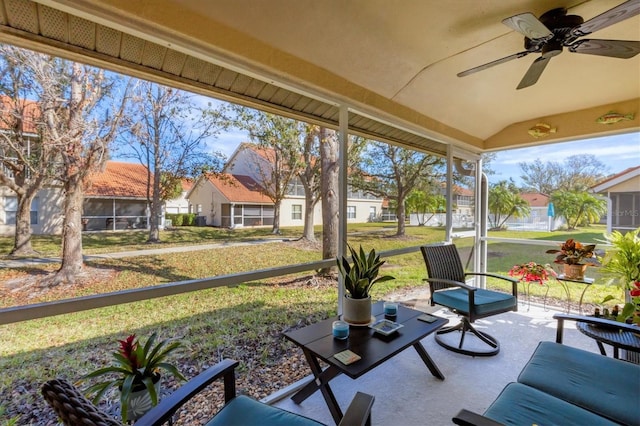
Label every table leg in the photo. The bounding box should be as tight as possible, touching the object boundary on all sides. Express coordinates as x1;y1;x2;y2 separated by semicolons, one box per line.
578;284;590;314
413;342;445;380
555;279;571;313
291;348;343;424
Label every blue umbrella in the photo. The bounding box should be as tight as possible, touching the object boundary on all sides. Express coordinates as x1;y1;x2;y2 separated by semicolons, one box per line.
547;202;555;217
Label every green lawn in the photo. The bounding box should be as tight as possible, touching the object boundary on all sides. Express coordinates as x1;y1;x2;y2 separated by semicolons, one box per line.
0;223;627;424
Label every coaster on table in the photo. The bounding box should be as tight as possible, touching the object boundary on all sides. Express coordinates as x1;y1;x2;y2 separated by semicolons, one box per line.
334;349;361;365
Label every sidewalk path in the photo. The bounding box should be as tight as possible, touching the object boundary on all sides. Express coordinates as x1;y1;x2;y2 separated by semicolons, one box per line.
0;238;287;268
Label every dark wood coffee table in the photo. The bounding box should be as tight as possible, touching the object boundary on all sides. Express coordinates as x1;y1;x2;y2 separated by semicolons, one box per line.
283;302;448;423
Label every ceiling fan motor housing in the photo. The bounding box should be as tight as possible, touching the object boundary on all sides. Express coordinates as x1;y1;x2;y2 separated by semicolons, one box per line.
524;8;585;51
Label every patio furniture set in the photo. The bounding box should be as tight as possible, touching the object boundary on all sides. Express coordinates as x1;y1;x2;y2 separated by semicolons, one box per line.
41;243;639;425
454;314;640;426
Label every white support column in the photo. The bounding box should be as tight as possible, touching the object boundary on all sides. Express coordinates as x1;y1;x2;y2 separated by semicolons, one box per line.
338;105;349;315
230;204;235;228
112;198;116;231
445;146;453;242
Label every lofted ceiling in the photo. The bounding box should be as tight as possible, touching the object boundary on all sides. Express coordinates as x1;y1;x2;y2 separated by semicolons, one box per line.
0;0;638;157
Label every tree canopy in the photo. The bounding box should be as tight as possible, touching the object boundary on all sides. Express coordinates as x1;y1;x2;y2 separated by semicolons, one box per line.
519;154;608;194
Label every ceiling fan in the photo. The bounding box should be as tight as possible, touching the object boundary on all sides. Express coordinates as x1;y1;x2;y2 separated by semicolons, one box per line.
457;0;640;89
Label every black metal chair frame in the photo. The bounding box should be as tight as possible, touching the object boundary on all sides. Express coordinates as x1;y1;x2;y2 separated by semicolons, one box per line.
421;243;518;357
42;359;374;426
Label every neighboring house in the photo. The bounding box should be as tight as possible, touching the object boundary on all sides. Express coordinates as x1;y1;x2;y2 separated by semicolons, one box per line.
165;179;193;214
503;192;560;231
82;161;150;231
408;184;474;227
188;173;274;227
188;143;384;228
592;166;640;233
0;97;65;235
1;161;153;235
0;185;64;236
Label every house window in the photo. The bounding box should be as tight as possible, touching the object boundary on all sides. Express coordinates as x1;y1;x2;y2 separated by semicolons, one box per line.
286;178;305;196
292;204;302;220
369;206;376;221
347;206;356;219
4;196;38;225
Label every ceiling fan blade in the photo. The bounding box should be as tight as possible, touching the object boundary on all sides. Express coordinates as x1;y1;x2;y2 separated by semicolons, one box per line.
570;39;640;58
571;0;640;37
502;13;553;41
517;56;551;89
457;51;531;77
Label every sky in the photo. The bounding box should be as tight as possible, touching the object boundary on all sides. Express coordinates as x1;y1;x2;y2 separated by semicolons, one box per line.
488;132;640;185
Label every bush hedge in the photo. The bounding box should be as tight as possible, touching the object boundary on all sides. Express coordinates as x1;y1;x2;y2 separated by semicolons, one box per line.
166;213;197;226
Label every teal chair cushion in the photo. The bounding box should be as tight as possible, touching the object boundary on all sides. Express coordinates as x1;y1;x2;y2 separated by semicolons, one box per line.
518;341;640;426
432;288;516;316
206;395;325;426
484;382;619;426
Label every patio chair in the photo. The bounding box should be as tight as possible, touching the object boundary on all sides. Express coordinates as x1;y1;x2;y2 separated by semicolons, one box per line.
42;359;375;426
421;243;518;356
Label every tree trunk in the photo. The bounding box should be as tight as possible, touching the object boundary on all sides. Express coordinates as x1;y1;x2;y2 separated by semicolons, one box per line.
147;163;162;243
11;190;37;256
395;198;406;236
320;128;339;274
272;200;281;234
302;192;316;241
55;175;85;284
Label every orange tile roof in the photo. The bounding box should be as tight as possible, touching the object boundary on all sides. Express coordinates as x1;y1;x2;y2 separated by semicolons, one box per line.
85;161;150;199
0;96;40;134
180;178;194;192
520;192;550;207
205;173;271;203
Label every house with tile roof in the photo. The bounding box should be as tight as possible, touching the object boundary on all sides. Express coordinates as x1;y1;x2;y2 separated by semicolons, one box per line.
592;166;640;233
82;161;151;231
188;173;274;227
1;161;153;235
188;143;384;227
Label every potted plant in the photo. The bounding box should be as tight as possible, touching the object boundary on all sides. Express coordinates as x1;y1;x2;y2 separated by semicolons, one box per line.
599;228;640;320
80;332;186;423
508;261;556;284
337;244;395;325
546;238;600;279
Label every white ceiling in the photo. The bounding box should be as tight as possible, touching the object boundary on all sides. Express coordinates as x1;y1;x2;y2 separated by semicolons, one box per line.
6;0;640;154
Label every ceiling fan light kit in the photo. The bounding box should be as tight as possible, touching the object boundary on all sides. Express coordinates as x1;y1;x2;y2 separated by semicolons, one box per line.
458;0;640;89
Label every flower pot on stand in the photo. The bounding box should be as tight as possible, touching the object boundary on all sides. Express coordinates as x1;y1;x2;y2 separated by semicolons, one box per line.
564;264;587;280
343;296;373;325
124;374;161;422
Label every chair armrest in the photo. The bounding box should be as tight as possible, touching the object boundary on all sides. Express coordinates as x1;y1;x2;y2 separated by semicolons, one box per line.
466;273;519;297
553;313;639;343
338;392;375;426
452;409;505;426
136;359;239;426
425;277;477;291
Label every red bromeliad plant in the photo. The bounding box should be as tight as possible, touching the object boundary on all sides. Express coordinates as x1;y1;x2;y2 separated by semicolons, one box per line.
509;262;556;284
80;332;186;423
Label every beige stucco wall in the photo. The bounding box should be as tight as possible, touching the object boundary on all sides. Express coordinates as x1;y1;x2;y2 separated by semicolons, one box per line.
0;187;64;236
602;175;640;193
187;179;224;227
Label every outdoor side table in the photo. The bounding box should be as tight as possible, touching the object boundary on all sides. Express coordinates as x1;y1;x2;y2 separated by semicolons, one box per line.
283;302;447;424
553;274;594;314
576;321;640;361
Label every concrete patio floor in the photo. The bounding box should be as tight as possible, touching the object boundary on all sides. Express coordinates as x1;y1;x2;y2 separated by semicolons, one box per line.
270;302;604;426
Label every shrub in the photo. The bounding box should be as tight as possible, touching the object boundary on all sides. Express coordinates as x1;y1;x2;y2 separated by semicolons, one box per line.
184;214;196;226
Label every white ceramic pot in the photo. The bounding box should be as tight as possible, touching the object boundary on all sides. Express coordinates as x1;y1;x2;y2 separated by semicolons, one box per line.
343;295;372;325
